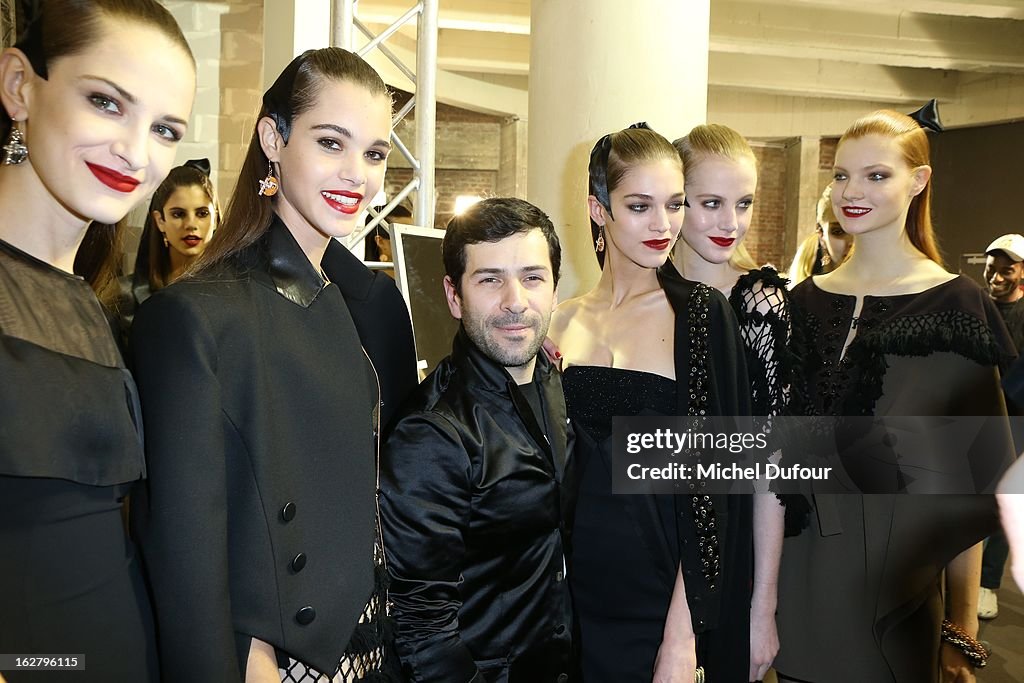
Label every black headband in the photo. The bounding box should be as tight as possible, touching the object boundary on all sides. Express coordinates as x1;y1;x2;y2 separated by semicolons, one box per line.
261;50;315;143
183;158;211;177
589;121;651;210
907;99;943;133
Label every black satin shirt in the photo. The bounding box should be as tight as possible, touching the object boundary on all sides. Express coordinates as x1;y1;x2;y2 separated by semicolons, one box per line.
380;329;574;682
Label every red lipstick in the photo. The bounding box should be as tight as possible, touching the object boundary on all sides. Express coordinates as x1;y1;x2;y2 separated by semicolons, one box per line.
182;236;202;248
709;236;735;247
643;239;671;250
87;163;140;193
842;206;871;219
322;190;363;215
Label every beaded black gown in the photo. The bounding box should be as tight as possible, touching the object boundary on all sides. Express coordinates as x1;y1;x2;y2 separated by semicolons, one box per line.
562;263;752;683
0;239;157;682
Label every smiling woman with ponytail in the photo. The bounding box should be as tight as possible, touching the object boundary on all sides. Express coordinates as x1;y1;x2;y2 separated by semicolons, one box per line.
129;47;415;683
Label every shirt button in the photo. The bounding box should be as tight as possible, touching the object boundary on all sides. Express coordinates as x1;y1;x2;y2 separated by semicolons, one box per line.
555;624;566;635
555;570;564;582
557;674;569;683
295;606;316;625
290;552;307;573
281;502;297;522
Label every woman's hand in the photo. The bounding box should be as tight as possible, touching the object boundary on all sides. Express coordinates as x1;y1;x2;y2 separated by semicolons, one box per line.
653;634;698;683
749;604;779;681
940;643;976;683
541;336;563;369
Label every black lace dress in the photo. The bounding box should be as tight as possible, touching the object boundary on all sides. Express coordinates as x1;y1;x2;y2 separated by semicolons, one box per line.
0;239;157;682
774;275;1014;683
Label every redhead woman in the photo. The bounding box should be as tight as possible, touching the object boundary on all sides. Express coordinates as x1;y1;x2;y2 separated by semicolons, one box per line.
130;48;416;682
0;1;195;680
774;110;1014;683
549;124;752;682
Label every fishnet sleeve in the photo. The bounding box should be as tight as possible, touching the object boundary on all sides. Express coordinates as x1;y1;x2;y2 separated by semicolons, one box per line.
729;267;793;418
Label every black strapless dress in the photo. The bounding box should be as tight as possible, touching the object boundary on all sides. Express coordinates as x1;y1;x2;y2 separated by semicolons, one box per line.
563;365;681;682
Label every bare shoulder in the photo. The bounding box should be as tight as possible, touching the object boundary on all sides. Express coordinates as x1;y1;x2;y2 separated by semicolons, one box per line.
549;296;585;343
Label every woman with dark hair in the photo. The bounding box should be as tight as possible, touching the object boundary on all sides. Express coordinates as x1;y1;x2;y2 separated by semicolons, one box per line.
130;47;416;682
0;1;195;680
548;124;752;682
774;110;1014;682
117;158;218;337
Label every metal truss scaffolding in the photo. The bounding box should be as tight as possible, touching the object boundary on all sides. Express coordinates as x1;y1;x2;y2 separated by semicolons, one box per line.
332;0;438;245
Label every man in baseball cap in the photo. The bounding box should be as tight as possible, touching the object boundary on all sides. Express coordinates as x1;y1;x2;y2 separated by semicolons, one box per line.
979;233;1024;620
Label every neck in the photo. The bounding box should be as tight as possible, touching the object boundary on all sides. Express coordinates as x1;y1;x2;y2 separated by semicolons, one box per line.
596;247;665;305
288;225;331;274
835;216;929;281
507;357;537;385
0;164;91;272
672;239;742;294
167;249;194;283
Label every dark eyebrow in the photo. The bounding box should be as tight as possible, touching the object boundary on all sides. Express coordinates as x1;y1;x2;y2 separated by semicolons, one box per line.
623;192;685;200
311;123;392;149
471;265;551;277
83;75;136;104
82;75;188;127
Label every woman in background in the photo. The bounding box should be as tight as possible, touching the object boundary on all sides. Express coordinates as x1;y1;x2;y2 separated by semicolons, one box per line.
670;123;789;681
549;123;751;682
130;48;415;682
788;184;853;286
775;110;1013;683
118;158;218;336
0;1;195;680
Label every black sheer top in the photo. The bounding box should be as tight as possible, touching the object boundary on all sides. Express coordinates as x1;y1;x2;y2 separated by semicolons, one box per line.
0;238;144;485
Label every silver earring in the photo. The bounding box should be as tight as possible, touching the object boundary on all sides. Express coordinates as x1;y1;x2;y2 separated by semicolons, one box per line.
595;225;605;253
2;125;28;165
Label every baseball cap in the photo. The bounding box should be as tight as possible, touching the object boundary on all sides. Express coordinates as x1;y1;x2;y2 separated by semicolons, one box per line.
985;234;1024;262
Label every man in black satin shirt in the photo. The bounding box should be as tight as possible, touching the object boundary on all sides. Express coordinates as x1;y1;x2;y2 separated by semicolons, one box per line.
379;198;574;682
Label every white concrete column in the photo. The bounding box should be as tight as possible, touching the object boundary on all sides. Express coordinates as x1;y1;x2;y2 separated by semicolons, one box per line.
262;1;332;90
528;0;710;299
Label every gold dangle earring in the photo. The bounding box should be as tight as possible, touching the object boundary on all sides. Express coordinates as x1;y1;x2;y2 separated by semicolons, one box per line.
2;125;28;165
161;232;169;248
595;225;605;253
258;161;279;197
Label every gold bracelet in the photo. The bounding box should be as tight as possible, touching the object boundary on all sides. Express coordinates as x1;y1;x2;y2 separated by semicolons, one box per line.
941;619;989;668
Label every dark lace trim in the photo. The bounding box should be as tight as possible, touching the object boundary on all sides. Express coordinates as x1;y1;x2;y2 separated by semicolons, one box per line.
843;308;1002;418
685;283;720;590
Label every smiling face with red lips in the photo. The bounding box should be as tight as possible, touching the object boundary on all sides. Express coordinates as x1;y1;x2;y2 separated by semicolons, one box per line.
831;133;931;239
259;78;392;251
10;17;195;226
591;158;685;272
679;154;757;265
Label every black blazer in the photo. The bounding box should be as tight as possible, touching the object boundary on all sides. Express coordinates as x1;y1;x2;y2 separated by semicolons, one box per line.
130;218;416;682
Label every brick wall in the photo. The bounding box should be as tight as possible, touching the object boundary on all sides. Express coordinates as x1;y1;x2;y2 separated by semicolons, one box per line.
162;0;263;203
389;91;504;227
748;145;788;268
